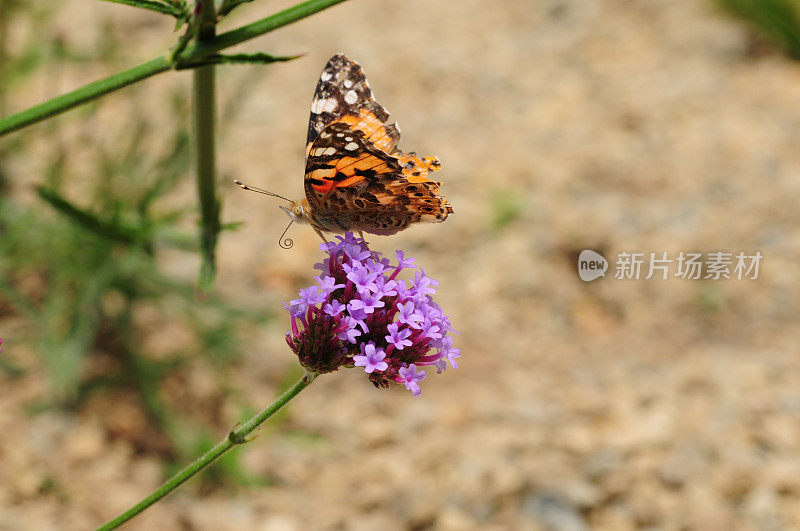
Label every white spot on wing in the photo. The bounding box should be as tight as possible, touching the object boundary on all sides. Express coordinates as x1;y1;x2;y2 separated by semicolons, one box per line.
312;147;337;156
310;98;337;114
321;71;332;81
344;90;358;105
345;142;359;151
322;99;338;112
343;79;353;88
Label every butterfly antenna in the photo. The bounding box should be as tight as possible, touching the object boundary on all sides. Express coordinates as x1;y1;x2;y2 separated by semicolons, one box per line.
278;219;294;249
233;180;291;203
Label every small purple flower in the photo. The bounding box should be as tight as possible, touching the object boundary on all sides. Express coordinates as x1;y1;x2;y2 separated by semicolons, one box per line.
342;234;371;262
411;270;438;297
396;301;424;329
394;279;412;300
397;364;426;397
347;307;369;333
283;232;458;394
348;292;385;315
298;286;326;306
421;320;442;341
353;342;388;374
337;317;362;344
343;262;377;294
371;275;397;298
437;336;460;369
385;322;413;350
319;239;341;253
285;297;312;318
365;259;385;276
394;250;416;270
324;300;346;316
315;275;344;297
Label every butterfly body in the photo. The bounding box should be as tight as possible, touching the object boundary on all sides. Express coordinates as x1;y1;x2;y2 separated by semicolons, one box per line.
289;54;452;237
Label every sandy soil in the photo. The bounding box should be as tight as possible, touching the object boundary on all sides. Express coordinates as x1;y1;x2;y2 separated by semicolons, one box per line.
2;0;800;529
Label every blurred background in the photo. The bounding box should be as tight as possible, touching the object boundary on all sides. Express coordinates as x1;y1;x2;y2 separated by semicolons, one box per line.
1;0;800;529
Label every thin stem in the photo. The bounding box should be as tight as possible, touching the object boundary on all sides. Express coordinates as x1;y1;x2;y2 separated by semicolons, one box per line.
193;0;219;290
0;55;171;136
96;370;318;531
0;0;348;136
184;0;346;57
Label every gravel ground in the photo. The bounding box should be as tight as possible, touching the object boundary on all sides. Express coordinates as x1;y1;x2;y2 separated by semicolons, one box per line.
2;0;800;529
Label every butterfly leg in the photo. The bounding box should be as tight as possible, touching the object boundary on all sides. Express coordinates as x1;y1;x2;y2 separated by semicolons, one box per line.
313;226;329;244
357;230;378;259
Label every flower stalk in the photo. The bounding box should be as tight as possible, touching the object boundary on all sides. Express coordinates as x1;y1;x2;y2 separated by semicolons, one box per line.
193;0;220;290
96;371;317;531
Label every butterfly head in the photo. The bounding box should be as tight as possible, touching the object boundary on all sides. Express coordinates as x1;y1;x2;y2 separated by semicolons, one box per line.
279;199;312;225
234;180;315;247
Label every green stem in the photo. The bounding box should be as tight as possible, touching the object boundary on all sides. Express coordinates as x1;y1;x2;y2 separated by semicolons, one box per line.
183;0;345;57
0;0;348;136
96;370;318;531
0;55;171;136
194;0;219;290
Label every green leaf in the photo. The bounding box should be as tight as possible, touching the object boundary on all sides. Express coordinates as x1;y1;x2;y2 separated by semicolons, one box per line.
99;0;185;18
220;221;244;232
177;52;304;69
218;0;255;18
36;187;143;245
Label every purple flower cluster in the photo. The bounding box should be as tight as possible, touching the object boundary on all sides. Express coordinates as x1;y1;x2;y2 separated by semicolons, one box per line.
284;232;459;397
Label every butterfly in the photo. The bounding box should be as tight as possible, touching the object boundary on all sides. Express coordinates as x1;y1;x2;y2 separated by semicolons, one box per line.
236;54;452;246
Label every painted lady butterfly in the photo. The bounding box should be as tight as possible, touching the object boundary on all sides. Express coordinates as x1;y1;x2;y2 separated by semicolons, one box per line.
237;54;452;245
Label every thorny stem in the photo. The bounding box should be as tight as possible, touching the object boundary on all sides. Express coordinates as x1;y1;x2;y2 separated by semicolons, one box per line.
95;371;318;531
193;0;219;290
0;0;349;136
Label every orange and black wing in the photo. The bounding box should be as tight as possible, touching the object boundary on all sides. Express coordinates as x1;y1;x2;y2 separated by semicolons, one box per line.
304;54;452;235
304;122;452;235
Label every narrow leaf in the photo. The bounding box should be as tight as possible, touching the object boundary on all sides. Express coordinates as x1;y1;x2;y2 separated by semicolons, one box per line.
36;187;143;245
99;0;185;17
177;52;303;69
218;0;255;18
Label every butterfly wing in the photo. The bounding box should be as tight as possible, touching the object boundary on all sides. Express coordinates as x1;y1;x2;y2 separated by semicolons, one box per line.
306;54;401;158
303;54;452;236
305;122;452;235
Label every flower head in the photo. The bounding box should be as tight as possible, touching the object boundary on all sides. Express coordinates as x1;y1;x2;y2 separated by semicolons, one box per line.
283;232;458;396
